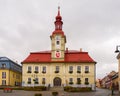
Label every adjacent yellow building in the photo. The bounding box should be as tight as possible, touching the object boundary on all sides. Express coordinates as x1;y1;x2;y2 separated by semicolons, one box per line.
22;7;96;90
0;57;22;86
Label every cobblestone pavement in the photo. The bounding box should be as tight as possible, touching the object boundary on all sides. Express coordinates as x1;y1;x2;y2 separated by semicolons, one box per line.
0;88;119;96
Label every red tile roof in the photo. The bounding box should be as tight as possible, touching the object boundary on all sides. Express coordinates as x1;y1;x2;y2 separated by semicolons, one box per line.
22;50;96;64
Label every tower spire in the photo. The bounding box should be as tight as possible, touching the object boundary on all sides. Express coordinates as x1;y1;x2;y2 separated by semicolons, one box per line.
55;6;63;30
58;6;60;16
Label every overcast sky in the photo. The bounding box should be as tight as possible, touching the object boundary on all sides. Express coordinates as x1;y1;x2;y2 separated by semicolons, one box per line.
0;0;120;79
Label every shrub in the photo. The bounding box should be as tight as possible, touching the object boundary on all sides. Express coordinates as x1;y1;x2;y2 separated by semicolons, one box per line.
55;71;59;73
34;93;42;96
52;91;58;96
69;71;73;73
34;82;39;84
77;71;81;73
64;86;72;91
85;71;89;73
27;82;31;84
69;82;73;85
24;86;47;91
34;71;39;73
64;86;92;92
27;71;31;73
85;82;89;85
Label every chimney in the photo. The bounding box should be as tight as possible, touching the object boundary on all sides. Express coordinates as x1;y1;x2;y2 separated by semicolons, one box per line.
80;48;82;52
66;47;68;53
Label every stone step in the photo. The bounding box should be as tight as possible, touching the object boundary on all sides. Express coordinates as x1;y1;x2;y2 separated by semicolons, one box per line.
50;86;64;91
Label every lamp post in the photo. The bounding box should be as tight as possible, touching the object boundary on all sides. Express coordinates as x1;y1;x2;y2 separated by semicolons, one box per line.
32;73;38;87
115;45;120;93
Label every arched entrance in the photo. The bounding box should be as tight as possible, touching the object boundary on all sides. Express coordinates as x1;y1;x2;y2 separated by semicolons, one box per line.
53;77;61;86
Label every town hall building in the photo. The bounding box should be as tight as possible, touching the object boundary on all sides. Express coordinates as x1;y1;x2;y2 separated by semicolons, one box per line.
22;7;96;90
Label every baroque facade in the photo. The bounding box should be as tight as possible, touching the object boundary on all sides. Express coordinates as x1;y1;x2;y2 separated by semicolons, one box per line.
22;7;96;90
0;57;22;86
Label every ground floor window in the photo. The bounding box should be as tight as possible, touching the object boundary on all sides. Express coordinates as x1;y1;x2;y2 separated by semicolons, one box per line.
77;78;81;84
85;78;89;85
2;80;6;85
69;78;73;85
28;78;31;84
42;78;46;84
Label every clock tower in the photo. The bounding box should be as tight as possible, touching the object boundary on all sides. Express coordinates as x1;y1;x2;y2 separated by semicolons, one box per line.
50;7;66;61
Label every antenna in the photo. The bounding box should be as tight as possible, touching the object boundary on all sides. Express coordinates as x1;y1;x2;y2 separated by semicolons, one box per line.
58;0;61;8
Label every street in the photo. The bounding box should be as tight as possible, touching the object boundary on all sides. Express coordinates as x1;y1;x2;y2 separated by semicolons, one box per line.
0;88;119;96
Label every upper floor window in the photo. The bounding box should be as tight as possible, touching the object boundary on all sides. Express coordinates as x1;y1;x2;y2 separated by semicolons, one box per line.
27;66;31;73
55;66;59;73
69;66;73;73
2;64;6;68
42;66;46;73
77;66;81;73
85;66;89;73
2;72;6;79
34;66;39;73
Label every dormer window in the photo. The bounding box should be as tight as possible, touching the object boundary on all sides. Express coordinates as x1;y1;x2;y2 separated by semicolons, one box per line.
2;64;6;68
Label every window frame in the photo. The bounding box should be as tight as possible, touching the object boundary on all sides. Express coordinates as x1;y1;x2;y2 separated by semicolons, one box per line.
34;66;39;73
42;66;46;73
2;72;6;79
27;66;32;73
85;66;89;73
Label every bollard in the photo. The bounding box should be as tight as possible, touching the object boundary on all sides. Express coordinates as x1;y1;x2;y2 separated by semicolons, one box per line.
111;89;114;95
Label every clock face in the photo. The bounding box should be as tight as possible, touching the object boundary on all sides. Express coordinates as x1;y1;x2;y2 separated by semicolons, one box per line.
55;51;61;58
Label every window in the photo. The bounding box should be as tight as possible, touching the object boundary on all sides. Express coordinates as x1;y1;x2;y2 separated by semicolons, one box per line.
56;41;60;45
2;80;6;85
69;66;73;73
2;72;6;79
27;66;31;73
85;78;89;85
55;36;61;48
55;66;59;73
28;78;31;84
42;66;46;73
2;64;6;68
42;78;46;84
85;66;89;73
34;66;39;73
77;78;81;84
77;66;81;73
34;78;39;84
69;78;73;84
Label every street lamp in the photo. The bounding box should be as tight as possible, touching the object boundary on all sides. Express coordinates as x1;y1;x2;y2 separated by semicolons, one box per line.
115;45;120;93
115;45;120;53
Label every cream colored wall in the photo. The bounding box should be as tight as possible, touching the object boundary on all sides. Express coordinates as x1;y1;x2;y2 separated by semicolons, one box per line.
22;62;95;87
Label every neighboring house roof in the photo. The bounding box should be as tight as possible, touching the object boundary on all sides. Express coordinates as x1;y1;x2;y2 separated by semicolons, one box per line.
22;50;96;63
